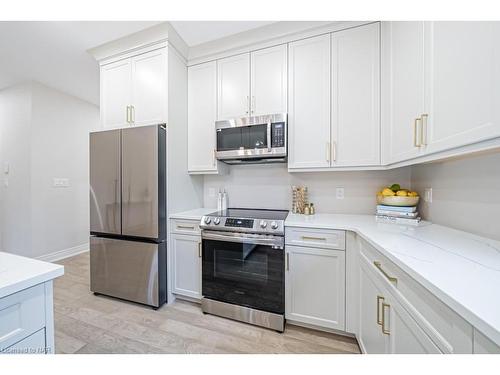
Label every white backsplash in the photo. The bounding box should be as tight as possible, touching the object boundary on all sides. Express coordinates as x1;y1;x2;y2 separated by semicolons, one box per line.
203;164;411;214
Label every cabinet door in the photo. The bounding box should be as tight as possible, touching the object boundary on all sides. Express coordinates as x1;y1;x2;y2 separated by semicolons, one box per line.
385;294;441;354
188;61;218;173
332;23;380;166
171;234;202;300
100;59;132;129
423;22;500;154
285;245;345;331
217;53;250;120
131;48;168;126
288;35;331;169
250;44;287;116
358;257;387;353
381;21;425;164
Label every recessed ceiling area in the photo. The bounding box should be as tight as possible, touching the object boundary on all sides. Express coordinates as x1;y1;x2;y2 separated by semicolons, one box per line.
169;21;277;46
0;21;278;105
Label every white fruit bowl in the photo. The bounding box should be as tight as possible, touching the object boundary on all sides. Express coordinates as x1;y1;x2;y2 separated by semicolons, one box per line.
377;195;419;207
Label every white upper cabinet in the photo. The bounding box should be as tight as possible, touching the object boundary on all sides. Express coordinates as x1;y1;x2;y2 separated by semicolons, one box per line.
100;59;132;129
188;61;218;173
381;21;425;164
288;34;331;169
131;48;167;126
331;22;381;167
423;22;500;154
217;53;250;120
250;45;288;116
100;46;168;129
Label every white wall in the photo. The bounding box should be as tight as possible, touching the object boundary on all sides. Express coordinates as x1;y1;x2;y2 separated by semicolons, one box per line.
411;151;500;241
204;164;411;214
0;82;99;259
30;82;99;259
0;83;33;256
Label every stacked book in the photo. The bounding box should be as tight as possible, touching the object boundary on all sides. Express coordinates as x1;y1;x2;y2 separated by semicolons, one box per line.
375;205;421;225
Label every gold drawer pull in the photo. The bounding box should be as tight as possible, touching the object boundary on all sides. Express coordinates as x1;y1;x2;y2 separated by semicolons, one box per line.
376;295;384;325
177;225;195;230
373;261;398;284
198;242;202;258
301;236;327;241
382;302;391;335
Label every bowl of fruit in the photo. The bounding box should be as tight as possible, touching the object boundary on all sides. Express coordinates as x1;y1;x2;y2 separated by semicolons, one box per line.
376;184;419;207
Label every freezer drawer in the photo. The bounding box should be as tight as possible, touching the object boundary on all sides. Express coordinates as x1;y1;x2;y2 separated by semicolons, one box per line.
90;237;166;307
89;129;121;234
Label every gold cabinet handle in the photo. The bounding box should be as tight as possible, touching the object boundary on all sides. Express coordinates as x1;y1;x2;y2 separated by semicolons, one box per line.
301;236;327;241
126;106;131;123
382;302;391;335
131;105;135;123
414;117;422;147
245;96;250;115
377;295;385;325
286;253;290;271
373;261;398;284
421;113;428;146
325;142;331;163
332;141;337;162
251;96;255;114
177;225;195;230
198;242;202;258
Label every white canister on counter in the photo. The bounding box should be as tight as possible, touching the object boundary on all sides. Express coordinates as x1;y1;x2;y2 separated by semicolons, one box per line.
217;189;223;211
221;189;228;211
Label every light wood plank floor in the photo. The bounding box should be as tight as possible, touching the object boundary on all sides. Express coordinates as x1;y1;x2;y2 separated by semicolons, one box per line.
54;252;360;354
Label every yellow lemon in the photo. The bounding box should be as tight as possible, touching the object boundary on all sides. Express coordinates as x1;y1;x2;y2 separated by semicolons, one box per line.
408;191;419;197
382;188;395;196
396;190;408;197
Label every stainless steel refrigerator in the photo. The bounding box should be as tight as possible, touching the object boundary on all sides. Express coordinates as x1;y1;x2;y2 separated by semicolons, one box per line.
89;124;167;308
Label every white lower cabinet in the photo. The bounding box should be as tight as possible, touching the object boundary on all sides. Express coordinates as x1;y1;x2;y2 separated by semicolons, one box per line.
358;252;441;353
285;244;346;331
171;233;202;300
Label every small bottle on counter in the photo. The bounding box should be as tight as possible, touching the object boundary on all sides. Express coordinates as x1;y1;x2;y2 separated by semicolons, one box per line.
221;189;228;211
217;189;223;211
304;204;311;215
309;203;315;215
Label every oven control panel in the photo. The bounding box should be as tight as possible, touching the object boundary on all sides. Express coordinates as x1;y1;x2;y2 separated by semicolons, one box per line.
200;216;285;235
225;218;254;228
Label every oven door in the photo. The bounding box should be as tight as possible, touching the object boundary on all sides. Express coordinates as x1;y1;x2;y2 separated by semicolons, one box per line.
202;231;285;314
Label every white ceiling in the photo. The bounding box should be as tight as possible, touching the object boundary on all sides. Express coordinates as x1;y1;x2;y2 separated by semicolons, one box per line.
170;21;276;46
0;21;163;105
0;21;276;105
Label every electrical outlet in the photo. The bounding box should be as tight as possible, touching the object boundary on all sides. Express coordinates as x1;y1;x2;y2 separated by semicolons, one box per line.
424;188;433;203
336;187;345;200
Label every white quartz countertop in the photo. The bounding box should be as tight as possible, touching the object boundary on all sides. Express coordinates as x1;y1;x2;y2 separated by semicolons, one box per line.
286;213;500;346
169;208;216;221
169;208;500;345
0;252;64;299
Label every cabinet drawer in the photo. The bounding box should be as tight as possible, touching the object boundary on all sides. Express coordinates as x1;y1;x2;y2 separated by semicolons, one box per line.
286;227;346;250
0;284;46;350
171;219;201;235
358;237;473;353
1;328;46;355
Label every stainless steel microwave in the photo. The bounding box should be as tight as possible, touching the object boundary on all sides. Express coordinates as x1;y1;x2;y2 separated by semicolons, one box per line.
215;113;287;164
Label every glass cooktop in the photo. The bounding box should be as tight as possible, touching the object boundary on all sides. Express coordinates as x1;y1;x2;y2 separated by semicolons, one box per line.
208;208;289;221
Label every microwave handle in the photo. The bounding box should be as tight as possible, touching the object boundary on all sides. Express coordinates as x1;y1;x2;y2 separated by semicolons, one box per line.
267;121;272;152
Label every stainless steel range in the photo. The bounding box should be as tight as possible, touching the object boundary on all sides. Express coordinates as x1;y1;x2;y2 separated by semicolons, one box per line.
200;208;289;332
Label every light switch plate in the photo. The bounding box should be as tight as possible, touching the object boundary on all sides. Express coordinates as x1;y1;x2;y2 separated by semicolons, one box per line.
53;178;70;188
336;187;345;200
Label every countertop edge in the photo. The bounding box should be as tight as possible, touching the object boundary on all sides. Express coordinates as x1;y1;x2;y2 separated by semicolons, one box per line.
0;265;64;299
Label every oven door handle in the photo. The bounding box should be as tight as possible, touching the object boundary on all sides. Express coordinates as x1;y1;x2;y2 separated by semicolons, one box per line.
202;231;284;248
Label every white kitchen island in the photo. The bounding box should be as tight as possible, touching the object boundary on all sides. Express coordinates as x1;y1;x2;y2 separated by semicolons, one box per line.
0;252;64;354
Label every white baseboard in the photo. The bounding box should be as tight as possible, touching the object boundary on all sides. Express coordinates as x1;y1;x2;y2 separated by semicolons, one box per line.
36;243;89;263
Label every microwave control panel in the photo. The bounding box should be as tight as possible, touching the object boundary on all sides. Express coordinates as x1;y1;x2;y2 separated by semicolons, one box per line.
271;122;286;148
